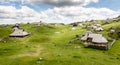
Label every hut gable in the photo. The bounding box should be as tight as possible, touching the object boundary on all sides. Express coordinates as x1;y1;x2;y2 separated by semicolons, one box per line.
83;31;92;36
81;31;92;41
81;35;88;41
12;27;19;31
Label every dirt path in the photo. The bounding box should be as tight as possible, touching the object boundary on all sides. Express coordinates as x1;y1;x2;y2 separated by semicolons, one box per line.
10;46;43;58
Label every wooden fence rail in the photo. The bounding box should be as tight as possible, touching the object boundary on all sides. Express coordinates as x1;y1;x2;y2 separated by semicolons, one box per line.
108;39;116;49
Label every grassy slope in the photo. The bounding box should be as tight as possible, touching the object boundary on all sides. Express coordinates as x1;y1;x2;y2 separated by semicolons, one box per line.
0;22;120;65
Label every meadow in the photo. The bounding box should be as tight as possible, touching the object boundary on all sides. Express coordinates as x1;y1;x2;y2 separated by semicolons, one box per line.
0;21;120;65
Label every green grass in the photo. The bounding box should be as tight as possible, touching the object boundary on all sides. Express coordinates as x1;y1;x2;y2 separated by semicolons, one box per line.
0;22;120;65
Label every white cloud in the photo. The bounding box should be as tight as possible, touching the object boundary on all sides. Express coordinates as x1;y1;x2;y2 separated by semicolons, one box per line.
0;0;120;24
28;0;99;7
41;6;120;23
0;0;99;7
0;5;120;24
0;5;47;24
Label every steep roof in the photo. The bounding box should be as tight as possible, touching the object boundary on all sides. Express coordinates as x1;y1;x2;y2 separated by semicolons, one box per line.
9;29;29;37
95;27;103;31
12;27;19;30
81;31;92;41
88;34;108;43
81;32;108;43
81;35;88;41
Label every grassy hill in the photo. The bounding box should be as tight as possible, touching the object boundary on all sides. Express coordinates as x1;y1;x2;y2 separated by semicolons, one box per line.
0;18;120;65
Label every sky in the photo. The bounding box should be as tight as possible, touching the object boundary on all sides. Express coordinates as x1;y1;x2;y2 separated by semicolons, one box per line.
0;0;120;24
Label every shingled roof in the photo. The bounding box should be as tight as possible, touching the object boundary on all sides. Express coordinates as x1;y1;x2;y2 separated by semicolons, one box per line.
9;29;30;37
88;34;108;43
81;35;88;41
81;31;108;43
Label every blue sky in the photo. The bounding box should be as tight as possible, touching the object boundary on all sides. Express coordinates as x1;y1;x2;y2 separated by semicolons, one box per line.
86;0;120;10
0;0;120;24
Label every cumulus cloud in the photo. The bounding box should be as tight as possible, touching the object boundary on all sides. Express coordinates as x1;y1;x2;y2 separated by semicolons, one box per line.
0;0;120;24
0;0;99;7
0;5;120;24
42;6;120;23
0;5;47;24
28;0;99;7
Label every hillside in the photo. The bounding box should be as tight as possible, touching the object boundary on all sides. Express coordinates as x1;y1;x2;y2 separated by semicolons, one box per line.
0;17;120;65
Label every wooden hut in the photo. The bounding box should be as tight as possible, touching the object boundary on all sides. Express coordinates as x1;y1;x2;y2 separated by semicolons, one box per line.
12;23;20;28
110;29;115;34
81;31;108;50
9;29;30;37
70;23;78;27
94;27;103;31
